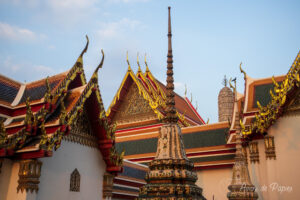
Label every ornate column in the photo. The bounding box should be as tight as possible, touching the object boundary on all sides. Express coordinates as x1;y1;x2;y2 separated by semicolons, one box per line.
17;159;42;193
103;173;115;200
227;130;258;200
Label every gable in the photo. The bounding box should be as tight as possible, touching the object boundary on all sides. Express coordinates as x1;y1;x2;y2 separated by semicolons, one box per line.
112;83;157;125
64;109;98;147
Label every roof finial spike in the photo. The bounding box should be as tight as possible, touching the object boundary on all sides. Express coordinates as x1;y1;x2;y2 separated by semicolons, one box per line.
184;84;187;97
239;62;247;80
145;53;150;72
165;6;178;124
77;35;89;64
137;52;142;73
126;51;132;71
92;49;105;80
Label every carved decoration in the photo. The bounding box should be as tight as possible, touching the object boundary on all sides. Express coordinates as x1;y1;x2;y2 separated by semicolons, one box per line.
242;145;248;164
70;168;80;192
249;141;259;164
113;83;156;124
241;51;300;136
265;136;276;160
64;110;98;148
17;159;42;193
284;90;300;116
103;173;115;199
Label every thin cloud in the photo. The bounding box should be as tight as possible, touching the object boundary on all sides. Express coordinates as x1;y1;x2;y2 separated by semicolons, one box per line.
0;22;37;41
1;56;58;82
97;18;141;39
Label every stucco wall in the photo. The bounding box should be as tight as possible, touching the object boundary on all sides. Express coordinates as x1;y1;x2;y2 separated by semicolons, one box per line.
249;115;300;199
1;160;37;200
37;140;106;200
0;159;13;200
196;167;232;200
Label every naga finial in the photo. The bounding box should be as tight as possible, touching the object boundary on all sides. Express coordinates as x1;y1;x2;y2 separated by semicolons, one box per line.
126;51;132;71
77;35;89;64
184;84;187;97
239;62;247;80
196;101;198;111
137;52;142;73
92;49;105;80
44;76;52;103
59;100;67;124
190;92;193;103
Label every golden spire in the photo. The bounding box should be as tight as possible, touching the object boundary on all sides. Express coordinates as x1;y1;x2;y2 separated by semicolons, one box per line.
126;51;132;71
145;53;150;72
137;52;142;73
76;35;89;64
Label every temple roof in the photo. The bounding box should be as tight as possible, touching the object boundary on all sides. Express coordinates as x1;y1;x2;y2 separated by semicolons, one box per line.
0;74;22;106
0;38;122;174
106;60;205;127
227;50;300;142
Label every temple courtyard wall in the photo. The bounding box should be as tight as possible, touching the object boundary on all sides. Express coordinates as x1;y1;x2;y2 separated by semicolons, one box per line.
0;140;106;200
248;115;300;199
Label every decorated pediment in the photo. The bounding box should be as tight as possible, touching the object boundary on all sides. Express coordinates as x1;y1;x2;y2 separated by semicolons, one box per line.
113;83;157;125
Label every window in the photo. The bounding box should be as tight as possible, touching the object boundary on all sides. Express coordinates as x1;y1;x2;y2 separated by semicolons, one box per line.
70;168;80;192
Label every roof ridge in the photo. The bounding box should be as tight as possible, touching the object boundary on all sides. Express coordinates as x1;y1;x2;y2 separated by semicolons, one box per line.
0;73;22;86
24;71;69;86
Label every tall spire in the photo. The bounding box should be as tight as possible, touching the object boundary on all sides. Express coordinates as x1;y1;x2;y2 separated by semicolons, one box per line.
165;6;178;124
138;7;205;200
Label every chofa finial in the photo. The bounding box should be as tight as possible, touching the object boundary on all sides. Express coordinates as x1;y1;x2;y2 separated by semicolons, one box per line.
145;53;150;72
76;35;89;64
137;52;142;73
126;51;132;71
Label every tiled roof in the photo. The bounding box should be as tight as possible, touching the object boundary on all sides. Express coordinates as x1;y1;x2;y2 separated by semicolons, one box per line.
0;74;21;105
156;80;204;125
19;72;67;105
116;126;228;156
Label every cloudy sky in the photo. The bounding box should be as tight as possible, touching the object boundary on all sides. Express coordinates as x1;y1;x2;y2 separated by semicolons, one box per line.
0;0;299;123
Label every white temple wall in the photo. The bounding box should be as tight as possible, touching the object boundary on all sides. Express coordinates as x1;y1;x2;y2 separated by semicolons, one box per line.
37;140;106;200
196;167;232;200
250;115;300;199
0;158;13;200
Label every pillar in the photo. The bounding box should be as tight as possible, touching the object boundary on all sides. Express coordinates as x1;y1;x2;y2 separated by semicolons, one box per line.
103;172;114;200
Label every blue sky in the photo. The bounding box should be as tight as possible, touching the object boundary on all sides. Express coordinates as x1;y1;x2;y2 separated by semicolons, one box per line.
0;0;299;123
